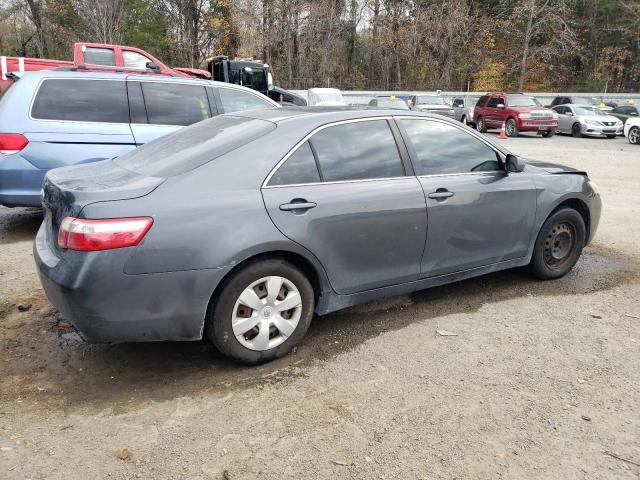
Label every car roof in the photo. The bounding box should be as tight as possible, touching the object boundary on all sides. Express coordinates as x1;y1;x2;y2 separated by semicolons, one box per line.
14;69;262;91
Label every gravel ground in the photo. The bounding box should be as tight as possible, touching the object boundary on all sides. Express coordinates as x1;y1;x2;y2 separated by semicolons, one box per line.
1;133;639;479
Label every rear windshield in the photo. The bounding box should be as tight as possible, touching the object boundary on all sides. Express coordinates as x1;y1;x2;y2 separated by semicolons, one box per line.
115;115;275;177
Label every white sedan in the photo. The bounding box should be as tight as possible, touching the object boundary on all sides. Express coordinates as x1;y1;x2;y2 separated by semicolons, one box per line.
624;117;640;145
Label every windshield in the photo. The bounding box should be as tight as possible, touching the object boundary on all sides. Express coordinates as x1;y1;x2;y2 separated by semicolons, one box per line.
241;69;268;92
115;115;275;177
377;98;409;109
574;106;607;116
507;95;539;107
417;96;446;105
308;89;345;106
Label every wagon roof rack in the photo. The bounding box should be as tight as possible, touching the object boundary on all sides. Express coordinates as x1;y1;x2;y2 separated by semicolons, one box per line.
53;64;179;76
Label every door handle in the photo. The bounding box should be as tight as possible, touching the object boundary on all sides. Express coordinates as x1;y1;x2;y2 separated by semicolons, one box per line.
279;200;317;212
428;189;454;199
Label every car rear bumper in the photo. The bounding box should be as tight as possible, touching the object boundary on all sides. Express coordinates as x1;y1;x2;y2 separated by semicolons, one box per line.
34;221;231;343
0;154;46;207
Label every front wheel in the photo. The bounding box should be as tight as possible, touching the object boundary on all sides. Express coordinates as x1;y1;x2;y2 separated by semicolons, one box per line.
572;122;583;138
529;208;586;280
205;259;315;364
506;118;519;137
628;126;640;145
541;129;555;138
476;116;487;133
606;134;616;139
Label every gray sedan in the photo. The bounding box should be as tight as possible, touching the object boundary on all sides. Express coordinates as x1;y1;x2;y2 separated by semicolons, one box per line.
553;104;623;138
35;109;601;364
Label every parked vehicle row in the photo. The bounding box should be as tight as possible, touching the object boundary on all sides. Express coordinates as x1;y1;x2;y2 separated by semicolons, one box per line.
0;71;280;207
34;108;601;364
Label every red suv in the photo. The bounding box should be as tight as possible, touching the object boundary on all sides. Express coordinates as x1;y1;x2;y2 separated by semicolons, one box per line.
473;93;558;137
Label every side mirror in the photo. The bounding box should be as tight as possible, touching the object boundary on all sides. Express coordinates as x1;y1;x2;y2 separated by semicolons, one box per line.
505;154;525;173
497;103;505;109
146;62;160;72
566;112;573;116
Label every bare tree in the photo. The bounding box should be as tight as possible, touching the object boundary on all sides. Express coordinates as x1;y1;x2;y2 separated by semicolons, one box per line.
74;0;125;45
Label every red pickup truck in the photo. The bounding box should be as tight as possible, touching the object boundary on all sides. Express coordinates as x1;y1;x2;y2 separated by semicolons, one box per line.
0;42;210;92
473;92;558;137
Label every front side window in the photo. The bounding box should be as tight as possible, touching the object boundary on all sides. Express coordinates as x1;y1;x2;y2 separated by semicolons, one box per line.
83;47;116;66
399;119;501;176
487;97;504;108
453;99;463;107
309;120;404;182
219;88;276;112
123;51;152;69
31;79;128;123
269;141;321;186
141;82;211;126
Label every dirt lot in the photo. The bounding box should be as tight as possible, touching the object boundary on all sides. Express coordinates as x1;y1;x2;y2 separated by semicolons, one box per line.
1;133;639;480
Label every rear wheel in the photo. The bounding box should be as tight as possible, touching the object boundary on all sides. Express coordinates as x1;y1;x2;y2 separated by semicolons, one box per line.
628;126;639;144
205;259;315;364
571;122;583;138
529;208;586;280
476;116;487;133
506;118;519;137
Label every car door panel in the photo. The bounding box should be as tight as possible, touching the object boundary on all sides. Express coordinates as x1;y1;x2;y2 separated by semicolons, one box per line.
418;172;536;277
262;178;427;295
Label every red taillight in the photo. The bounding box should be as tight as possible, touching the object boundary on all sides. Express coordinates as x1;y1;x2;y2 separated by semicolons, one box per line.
0;133;28;155
57;217;153;251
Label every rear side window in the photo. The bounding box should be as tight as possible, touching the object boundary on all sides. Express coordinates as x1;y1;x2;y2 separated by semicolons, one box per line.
269;142;321;186
309;120;404;182
141;82;211;126
83;47;116;66
399;119;500;175
476;96;488;107
219;88;276;113
115;115;275;177
31;79;129;123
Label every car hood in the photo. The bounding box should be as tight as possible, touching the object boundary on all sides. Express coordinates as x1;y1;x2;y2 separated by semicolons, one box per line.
576;114;620;123
510;106;553;113
525;159;586;175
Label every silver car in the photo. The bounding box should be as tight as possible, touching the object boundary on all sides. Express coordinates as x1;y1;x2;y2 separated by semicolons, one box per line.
452;96;480;126
553;104;623;138
409;94;456;119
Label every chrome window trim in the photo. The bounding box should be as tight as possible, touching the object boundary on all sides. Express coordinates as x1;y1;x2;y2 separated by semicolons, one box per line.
262;116;408;189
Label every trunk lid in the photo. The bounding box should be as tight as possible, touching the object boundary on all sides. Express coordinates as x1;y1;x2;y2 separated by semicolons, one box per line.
42;159;164;254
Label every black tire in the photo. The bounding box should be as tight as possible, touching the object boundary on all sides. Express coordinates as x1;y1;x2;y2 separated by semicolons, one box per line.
205;259;315;364
541;129;555;138
506;118;519;137
476;116;487;133
571;122;583;138
529;208;586;280
606;135;616;139
628;126;639;145
461;115;467;125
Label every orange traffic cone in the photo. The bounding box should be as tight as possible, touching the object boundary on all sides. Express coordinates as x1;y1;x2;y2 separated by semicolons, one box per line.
499;121;507;139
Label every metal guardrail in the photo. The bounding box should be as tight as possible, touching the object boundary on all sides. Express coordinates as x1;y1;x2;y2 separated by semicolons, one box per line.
290;90;640;106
